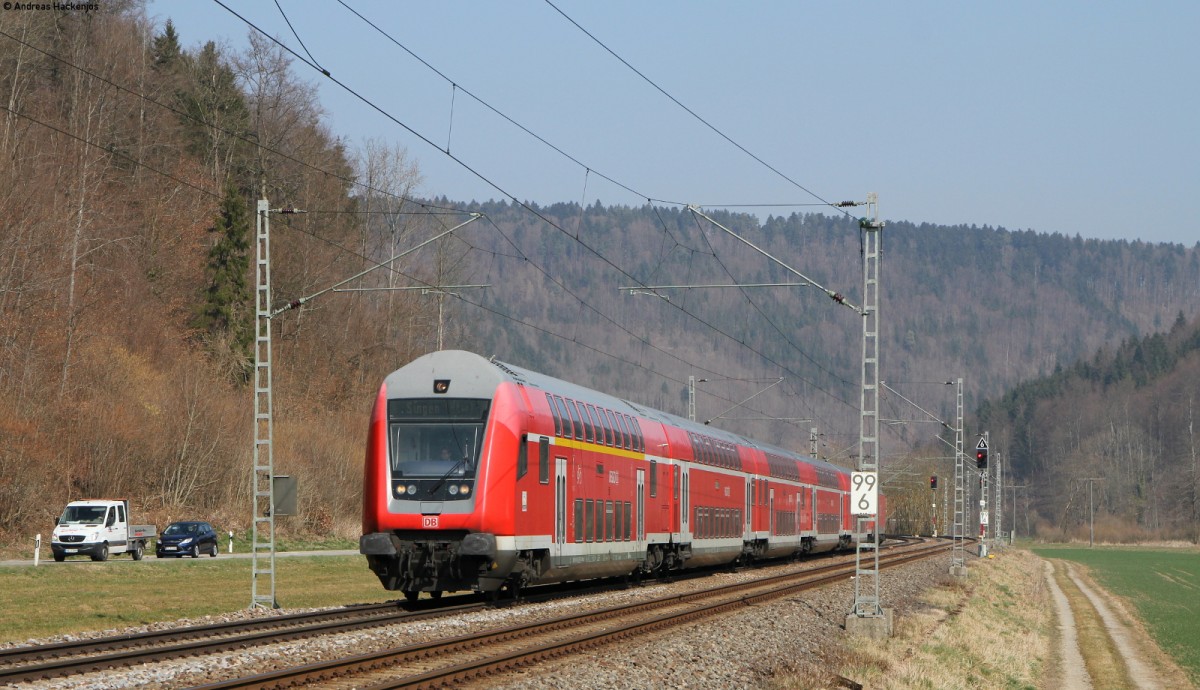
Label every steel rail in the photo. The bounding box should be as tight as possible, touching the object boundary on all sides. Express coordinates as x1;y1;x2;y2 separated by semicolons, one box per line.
194;542;948;689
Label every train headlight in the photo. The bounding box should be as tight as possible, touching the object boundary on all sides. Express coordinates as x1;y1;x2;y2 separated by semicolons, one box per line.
448;485;459;495
407;484;418;495
460;484;471;495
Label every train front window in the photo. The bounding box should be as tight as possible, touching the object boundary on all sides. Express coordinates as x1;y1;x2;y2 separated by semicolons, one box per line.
389;423;484;478
386;398;489;500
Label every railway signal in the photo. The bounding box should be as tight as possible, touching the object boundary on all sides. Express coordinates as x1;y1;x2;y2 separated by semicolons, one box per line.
930;475;937;490
975;438;988;469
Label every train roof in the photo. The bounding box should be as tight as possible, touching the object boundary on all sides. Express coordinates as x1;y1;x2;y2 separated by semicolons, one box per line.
387;350;851;476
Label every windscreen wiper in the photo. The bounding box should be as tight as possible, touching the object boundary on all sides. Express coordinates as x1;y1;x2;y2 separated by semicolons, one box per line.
429;456;467;494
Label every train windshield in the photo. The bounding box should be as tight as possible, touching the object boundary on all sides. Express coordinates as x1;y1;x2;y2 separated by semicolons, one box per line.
387;398;489;479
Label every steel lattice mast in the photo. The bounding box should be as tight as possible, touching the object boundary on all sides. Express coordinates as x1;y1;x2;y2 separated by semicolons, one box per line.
851;193;884;620
994;452;1003;549
251;199;278;609
950;378;967;575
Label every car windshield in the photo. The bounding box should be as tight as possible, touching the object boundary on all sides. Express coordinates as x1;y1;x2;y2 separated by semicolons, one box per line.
59;506;108;525
164;523;200;536
389;422;485;479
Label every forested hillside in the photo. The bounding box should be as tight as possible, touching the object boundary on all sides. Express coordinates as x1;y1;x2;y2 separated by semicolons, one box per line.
976;313;1200;541
1;4;1197;547
0;5;445;540
457;201;1198;462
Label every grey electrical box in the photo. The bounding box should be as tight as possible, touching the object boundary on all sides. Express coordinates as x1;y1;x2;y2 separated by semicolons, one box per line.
272;475;298;516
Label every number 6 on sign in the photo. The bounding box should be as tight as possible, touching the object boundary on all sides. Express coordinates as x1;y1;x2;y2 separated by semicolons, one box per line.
851;471;878;517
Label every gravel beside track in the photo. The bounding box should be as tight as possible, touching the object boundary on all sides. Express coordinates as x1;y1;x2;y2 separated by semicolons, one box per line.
481;555;946;690
5;553;947;689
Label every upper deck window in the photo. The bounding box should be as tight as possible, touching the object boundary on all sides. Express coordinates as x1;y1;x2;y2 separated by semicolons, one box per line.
565;400;584;440
553;396;572;438
547;393;563;437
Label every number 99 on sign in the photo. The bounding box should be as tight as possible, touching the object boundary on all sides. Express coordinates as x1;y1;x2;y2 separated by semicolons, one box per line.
851;471;878;516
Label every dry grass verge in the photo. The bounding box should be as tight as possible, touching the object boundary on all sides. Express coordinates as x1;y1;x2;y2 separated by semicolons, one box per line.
771;550;1053;689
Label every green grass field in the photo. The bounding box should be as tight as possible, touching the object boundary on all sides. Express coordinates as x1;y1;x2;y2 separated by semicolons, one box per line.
1031;544;1200;685
0;555;393;644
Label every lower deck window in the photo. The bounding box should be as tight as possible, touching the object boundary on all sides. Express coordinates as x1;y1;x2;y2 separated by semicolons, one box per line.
595;500;604;541
585;499;594;542
574;499;583;543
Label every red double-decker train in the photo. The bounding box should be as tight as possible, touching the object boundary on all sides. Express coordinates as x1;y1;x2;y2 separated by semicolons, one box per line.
360;350;880;600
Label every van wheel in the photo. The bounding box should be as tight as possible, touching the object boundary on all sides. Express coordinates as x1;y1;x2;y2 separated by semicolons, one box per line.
92;544;109;562
54;553;65;562
132;543;144;561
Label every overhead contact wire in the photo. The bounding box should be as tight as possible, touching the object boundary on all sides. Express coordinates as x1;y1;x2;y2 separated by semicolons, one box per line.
213;0;861;420
544;0;855;220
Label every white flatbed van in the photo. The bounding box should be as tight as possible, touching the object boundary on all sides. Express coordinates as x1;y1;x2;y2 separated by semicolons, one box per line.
51;499;156;562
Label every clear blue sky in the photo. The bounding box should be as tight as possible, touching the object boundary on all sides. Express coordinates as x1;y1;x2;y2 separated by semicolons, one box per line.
147;1;1199;245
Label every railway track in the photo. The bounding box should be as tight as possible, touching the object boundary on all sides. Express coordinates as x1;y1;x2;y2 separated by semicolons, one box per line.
1;539;944;687
0;600;482;685
193;540;948;689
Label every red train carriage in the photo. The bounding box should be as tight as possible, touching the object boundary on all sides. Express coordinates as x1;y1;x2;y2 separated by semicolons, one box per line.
360;350;880;600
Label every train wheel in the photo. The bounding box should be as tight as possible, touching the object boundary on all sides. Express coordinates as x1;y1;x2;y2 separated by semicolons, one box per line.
429;591;442;600
404;591;420;604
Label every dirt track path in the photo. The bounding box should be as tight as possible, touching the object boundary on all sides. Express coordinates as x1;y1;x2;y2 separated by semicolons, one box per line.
1044;557;1183;690
1065;563;1165;690
1044;560;1093;689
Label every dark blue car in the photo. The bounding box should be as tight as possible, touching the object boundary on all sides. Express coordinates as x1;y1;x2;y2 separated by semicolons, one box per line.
156;521;219;558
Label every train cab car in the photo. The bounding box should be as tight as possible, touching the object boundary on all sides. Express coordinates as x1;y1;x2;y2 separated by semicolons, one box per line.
360;350;874;601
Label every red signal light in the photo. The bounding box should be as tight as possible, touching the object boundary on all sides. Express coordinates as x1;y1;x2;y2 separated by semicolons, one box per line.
975;448;988;469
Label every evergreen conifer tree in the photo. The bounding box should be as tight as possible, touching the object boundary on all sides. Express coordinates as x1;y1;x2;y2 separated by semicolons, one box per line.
196;180;253;380
151;20;182;71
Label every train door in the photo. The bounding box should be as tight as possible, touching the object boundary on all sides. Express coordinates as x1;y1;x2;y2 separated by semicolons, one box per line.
636;469;646;541
672;465;680;535
554;457;567;559
744;479;753;539
769;488;776;536
680;466;690;540
795;494;801;536
810;487;818;531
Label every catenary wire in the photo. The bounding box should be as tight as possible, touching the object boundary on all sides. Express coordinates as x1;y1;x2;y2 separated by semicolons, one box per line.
210;1;864;427
543;0;857;220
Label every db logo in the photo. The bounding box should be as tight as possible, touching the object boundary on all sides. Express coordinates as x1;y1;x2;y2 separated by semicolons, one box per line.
422;516;439;528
